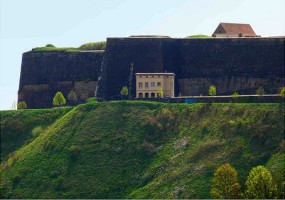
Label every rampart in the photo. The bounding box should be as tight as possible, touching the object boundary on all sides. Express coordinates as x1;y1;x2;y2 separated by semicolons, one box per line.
97;37;284;100
18;51;104;108
18;37;285;107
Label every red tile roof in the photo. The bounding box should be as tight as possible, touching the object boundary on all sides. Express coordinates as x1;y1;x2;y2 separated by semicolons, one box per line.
212;23;256;37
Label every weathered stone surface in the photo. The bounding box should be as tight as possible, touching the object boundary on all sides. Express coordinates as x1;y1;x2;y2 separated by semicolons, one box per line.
18;51;104;108
18;37;285;107
97;37;284;100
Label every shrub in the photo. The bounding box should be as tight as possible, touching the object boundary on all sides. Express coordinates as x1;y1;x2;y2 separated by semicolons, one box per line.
120;86;128;96
17;101;27;109
256;86;265;96
232;91;239;99
280;87;285;98
69;145;81;159
85;97;99;104
210;163;241;199
43;140;55;151
143;141;155;155
32;126;44;138
209;85;216;96
245;166;277;199
67;90;78;102
157;88;164;98
53;91;66;107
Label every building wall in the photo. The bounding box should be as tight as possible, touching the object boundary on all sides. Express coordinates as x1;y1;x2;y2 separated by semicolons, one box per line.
136;74;175;98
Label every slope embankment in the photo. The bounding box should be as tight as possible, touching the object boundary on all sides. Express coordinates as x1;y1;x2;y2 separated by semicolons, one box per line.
0;102;284;198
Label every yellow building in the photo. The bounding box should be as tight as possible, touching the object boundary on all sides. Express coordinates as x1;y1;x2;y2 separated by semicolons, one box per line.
136;73;175;98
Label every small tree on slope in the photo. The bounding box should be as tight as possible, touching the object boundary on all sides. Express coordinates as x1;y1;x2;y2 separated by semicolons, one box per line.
53;91;66;107
245;166;277;199
210;163;241;199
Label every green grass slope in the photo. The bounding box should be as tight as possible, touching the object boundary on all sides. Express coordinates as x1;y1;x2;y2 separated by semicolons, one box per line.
0;102;284;198
0;108;72;161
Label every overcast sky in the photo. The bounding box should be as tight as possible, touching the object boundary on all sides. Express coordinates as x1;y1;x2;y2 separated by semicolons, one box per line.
1;0;284;110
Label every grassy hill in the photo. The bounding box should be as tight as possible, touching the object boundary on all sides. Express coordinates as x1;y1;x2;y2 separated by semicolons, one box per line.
0;101;284;198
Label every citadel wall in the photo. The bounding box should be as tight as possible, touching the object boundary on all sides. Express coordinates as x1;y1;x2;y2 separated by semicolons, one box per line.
97;37;284;100
18;37;285;107
18;51;104;108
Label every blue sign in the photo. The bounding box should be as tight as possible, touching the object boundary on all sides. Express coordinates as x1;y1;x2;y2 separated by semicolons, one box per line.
185;98;196;104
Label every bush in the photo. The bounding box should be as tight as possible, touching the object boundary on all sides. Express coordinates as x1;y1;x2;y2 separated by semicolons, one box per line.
17;101;27;109
32;126;44;138
69;145;81;159
280;87;285;98
245;166;277;199
85;97;99;104
210;163;241;199
43;140;55;151
209;85;216;96
256;86;265;96
53;91;66;107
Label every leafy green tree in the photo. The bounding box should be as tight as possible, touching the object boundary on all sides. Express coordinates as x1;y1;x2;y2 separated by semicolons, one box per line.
281;87;285;98
210;163;241;199
209;85;216;96
17;101;27;109
67;90;78;105
245;166;277;199
53;91;66;107
120;86;128;96
256;86;265;96
232;91;239;98
157;88;164;98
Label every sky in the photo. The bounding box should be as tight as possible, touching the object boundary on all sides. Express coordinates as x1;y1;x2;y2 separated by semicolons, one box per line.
0;0;284;110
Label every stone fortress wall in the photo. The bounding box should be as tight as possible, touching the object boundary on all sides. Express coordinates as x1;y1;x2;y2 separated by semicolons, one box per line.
18;37;284;108
18;51;104;108
97;37;284;100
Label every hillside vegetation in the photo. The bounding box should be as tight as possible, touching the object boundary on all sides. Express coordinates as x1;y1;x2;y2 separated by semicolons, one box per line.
0;102;284;198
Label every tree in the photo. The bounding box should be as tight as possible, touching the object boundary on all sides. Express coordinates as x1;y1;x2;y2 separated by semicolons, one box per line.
209;85;216;96
245;166;277;199
120;86;128;96
232;91;239;103
232;91;239;99
210;163;241;199
256;86;265;96
67;90;78;105
281;87;285;98
157;88;164;98
17;101;27;109
53;92;66;107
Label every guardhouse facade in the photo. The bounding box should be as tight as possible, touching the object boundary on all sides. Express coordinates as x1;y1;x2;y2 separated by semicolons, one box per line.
136;73;175;98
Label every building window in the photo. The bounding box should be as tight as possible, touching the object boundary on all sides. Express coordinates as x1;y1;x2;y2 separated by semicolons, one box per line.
145;82;149;88
139;93;143;98
157;82;161;87
145;93;149;98
139;82;142;88
151;82;155;87
151;93;155;98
